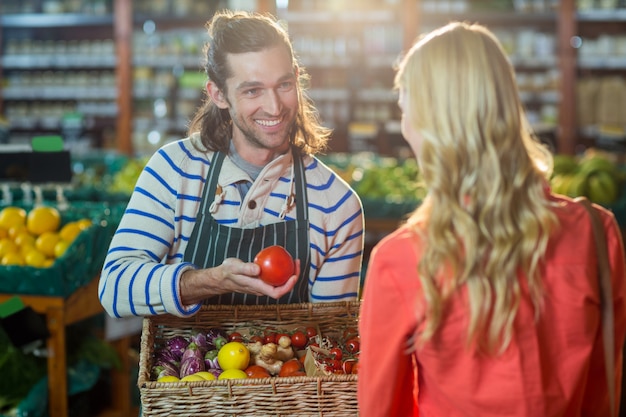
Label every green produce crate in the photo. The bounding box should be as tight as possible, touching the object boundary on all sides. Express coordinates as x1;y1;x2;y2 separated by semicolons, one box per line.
0;202;124;297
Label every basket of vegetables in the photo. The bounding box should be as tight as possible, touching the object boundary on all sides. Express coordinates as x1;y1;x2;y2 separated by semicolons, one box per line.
138;301;360;416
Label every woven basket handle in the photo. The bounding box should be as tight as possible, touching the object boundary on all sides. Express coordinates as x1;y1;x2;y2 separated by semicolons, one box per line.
576;196;616;417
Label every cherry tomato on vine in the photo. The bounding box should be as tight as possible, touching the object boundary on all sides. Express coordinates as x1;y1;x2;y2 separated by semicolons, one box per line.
305;326;318;339
345;337;360;354
291;330;308;349
229;332;243;342
249;335;263;344
351;362;359;374
329;347;343;361
343;327;359;341
324;358;342;371
254;245;295;286
342;360;355;374
263;332;277;344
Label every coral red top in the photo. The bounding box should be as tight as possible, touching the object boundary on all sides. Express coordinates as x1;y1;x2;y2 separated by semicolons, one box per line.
358;195;626;417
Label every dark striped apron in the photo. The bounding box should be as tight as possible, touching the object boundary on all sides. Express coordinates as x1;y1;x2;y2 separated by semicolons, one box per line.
183;149;311;305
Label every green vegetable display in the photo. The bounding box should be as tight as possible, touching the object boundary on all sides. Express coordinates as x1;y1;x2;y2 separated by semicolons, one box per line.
550;149;625;206
0;328;46;412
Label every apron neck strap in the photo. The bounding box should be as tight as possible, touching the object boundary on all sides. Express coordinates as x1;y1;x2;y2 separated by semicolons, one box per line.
291;147;308;221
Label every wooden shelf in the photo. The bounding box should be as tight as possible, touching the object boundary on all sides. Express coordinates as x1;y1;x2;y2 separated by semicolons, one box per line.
0;277;132;417
3;0;623;157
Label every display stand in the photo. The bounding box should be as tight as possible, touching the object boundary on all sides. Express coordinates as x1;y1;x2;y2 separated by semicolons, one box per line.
0;276;132;417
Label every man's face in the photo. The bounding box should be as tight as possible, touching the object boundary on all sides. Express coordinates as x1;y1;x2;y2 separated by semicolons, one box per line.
216;45;299;156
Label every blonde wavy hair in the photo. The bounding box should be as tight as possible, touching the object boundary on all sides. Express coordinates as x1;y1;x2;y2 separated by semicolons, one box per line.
396;22;558;353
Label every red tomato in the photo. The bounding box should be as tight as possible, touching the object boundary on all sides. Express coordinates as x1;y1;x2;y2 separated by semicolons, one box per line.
245;365;271;379
305;326;318;339
229;332;243;342
342;360;354;374
263;332;277;344
351;362;359;374
291;331;307;349
343;327;359;341
254;245;295;286
324;358;342;371
279;358;304;377
345;337;360;354
249;335;263;344
329;347;343;361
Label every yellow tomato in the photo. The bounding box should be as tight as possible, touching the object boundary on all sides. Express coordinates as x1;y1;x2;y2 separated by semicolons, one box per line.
156;375;180;383
194;371;217;381
76;218;93;230
35;232;61;258
59;221;82;243
217;342;250;371
20;243;36;257
218;369;248;380
180;374;206;382
24;249;47;268
0;207;26;230
14;232;36;249
27;206;61;236
8;224;28;240
54;240;70;258
0;238;18;258
1;252;25;266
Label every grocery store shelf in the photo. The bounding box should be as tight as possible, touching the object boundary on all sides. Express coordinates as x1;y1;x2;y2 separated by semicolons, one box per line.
278;9;395;24
578;57;626;70
1;13;114;27
2;54;116;69
577;9;626;21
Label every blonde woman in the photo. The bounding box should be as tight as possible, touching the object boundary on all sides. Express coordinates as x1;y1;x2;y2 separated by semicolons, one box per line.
358;22;626;416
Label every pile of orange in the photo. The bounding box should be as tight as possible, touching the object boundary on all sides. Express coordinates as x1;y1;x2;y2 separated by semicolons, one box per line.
0;206;92;267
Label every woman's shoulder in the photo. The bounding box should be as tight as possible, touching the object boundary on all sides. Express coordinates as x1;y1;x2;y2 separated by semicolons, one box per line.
371;225;423;260
550;193;618;227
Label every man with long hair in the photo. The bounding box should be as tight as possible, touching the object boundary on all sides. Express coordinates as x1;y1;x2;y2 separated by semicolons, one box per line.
99;10;364;317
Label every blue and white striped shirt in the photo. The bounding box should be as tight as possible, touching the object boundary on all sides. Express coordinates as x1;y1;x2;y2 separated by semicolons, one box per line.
98;134;364;318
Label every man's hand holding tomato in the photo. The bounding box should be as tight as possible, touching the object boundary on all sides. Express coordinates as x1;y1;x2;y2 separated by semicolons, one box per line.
180;257;300;306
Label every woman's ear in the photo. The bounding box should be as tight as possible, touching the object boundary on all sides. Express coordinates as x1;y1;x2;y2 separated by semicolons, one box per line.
206;81;229;109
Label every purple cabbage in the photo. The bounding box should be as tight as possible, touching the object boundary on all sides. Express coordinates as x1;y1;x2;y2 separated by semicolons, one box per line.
166;335;190;362
179;342;205;378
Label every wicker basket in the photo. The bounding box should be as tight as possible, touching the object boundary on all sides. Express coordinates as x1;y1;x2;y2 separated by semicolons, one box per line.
138;301;360;416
